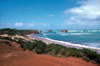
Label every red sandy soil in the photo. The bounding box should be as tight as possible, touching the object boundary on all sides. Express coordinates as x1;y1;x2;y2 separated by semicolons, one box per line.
0;39;97;66
0;39;22;54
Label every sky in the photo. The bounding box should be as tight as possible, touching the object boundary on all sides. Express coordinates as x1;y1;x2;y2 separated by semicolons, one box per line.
0;0;100;29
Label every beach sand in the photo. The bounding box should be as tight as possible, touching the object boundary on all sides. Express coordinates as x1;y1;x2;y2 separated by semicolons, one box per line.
27;34;100;54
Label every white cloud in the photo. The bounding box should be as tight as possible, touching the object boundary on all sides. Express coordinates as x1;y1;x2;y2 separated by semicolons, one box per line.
24;22;50;27
15;23;23;27
47;15;54;17
0;23;10;25
62;0;100;26
0;22;50;29
70;17;75;20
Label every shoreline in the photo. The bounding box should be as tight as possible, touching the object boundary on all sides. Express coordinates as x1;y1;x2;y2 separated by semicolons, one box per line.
27;34;100;54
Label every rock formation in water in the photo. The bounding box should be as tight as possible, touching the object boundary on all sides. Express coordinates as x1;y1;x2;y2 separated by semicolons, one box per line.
40;30;42;32
48;30;52;32
60;30;68;33
32;30;39;34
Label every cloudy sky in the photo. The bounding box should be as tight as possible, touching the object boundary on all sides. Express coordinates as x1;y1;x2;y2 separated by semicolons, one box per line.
0;0;100;29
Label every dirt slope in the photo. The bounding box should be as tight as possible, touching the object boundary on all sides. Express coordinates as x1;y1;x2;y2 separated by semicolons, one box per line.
0;51;96;66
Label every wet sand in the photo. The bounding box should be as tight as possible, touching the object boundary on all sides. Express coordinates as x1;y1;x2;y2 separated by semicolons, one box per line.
27;34;100;54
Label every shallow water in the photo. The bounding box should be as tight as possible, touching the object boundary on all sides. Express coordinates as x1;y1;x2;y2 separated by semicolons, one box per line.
36;29;100;48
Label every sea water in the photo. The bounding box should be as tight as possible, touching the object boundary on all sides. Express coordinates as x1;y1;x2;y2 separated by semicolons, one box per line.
36;29;100;48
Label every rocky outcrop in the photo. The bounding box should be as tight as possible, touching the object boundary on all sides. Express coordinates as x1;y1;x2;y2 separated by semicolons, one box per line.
60;30;68;33
32;30;39;34
48;30;52;32
40;30;42;32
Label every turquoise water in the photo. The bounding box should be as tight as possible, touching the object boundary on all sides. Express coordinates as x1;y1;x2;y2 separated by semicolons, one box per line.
36;29;100;48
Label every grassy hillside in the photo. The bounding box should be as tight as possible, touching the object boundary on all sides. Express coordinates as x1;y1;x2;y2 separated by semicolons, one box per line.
0;28;39;36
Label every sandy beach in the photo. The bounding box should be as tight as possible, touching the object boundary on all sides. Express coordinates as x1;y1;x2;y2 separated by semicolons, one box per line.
27;34;100;54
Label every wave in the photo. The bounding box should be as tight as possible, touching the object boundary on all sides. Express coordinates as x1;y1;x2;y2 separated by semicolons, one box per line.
43;34;46;36
56;32;59;34
88;30;97;32
68;30;83;32
82;43;100;47
98;30;100;32
44;37;100;50
43;33;55;36
61;33;91;35
42;29;100;33
63;29;100;33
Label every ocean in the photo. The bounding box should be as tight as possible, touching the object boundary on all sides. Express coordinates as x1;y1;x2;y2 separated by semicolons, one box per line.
35;29;100;48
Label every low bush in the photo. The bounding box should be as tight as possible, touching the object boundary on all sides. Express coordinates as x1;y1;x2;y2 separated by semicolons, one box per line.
14;37;18;39
0;41;11;46
0;36;15;41
23;42;34;50
45;48;52;53
82;48;100;64
35;49;42;54
33;40;47;53
23;40;47;54
16;38;25;44
59;48;66;55
66;50;82;57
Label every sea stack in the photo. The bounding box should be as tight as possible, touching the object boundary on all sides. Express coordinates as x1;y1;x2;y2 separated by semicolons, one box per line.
32;30;39;34
40;30;42;32
48;30;52;32
60;30;68;33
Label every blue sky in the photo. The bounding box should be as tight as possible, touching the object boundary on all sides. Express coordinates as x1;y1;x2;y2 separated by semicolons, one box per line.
0;0;100;29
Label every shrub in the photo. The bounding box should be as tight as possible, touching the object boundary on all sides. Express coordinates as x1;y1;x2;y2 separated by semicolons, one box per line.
34;40;47;53
59;48;66;55
66;50;82;57
0;41;11;46
35;48;42;54
0;36;14;41
0;28;17;36
82;48;100;64
0;36;3;39
23;40;47;53
45;48;52;53
14;37;18;39
53;46;60;54
82;48;98;59
16;38;25;44
46;43;57;54
7;32;16;36
23;42;34;50
46;43;67;55
51;49;56;55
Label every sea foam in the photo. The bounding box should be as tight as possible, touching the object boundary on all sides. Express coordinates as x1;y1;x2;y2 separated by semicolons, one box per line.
61;33;91;35
44;37;100;50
